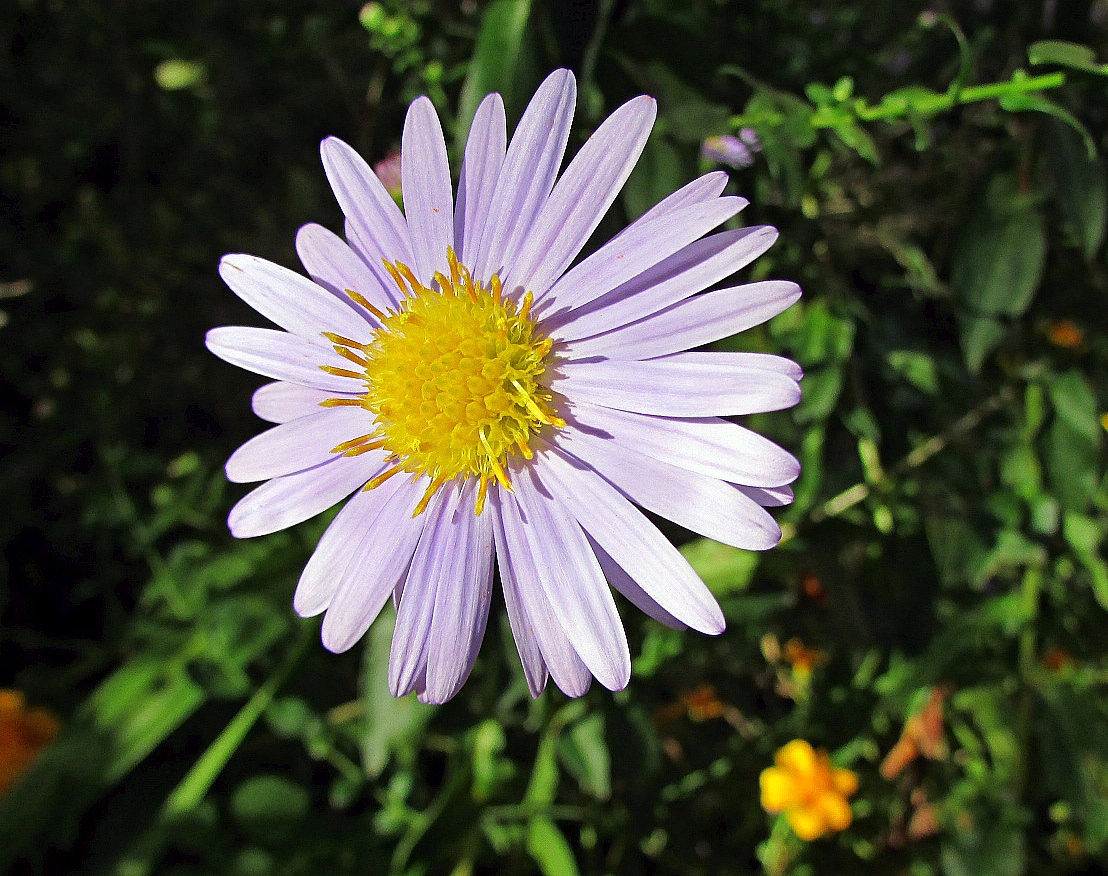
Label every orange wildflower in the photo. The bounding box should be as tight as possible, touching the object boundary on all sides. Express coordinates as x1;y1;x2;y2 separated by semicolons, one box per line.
1046;320;1084;349
800;571;827;603
880;686;948;779
1042;647;1076;673
783;638;825;681
0;690;60;795
680;683;726;721
760;739;858;840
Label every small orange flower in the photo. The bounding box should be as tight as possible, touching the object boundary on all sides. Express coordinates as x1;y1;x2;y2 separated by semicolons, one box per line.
0;690;60;795
783;638;825;680
680;683;726;721
1042;647;1076;673
880;686;948;779
760;739;858;840
800;571;827;603
1047;320;1084;349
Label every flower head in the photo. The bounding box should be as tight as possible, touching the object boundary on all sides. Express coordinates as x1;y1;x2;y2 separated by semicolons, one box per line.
207;69;801;703
760;739;858;840
0;690;60;795
701;130;762;169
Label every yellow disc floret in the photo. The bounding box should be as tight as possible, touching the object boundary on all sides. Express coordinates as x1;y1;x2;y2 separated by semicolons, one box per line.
319;248;563;516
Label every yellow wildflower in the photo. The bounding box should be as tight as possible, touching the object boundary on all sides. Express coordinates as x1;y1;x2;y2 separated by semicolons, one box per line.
760;739;858;840
0;690;60;795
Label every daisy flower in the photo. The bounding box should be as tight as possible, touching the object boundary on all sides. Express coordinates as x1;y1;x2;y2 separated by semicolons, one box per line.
206;69;802;704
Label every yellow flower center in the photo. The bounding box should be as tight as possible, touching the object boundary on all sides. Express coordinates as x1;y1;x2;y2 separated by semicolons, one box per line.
320;249;564;516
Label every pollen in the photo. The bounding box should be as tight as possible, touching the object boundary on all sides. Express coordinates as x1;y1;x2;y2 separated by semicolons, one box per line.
323;248;564;515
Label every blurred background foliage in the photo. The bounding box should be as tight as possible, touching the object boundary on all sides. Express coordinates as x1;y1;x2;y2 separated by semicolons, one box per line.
2;0;1107;874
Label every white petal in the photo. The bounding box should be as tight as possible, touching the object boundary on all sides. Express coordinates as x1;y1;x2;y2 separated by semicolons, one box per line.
205;326;363;394
295;223;400;314
294;463;414;617
471;69;576;282
227;452;385;538
251;382;349;424
569;401;800;488
565;280;801;360
401;97;455;283
555;425;782;551
505;95;657;296
321;136;412;266
225;406;376;483
317;474;429;651
425;483;495;703
555;358;800;417
536;197;747;318
535;443;726;634
493;487;592;697
549;225;778;340
456;94;507;263
218;254;370;343
511;465;631;691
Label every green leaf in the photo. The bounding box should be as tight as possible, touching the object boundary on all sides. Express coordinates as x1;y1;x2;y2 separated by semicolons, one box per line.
471;718;509;801
1028;40;1108;75
455;0;532;146
951;177;1047;370
998;91;1096;159
958;314;1006;373
952;195;1046;318
1044;371;1102;511
887;350;939;394
680;538;759;595
1045;120;1107;258
831;119;879;164
793;365;843;423
231;774;310;829
360;608;436;776
1062;513;1108;608
526;818;581;876
558;714;611;801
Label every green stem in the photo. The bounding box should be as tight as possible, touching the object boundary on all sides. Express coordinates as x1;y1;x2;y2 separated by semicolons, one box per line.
730;71;1068;130
161;626;313;816
855;71;1067;122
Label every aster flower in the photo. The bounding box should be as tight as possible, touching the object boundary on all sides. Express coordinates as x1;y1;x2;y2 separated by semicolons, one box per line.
206;69;802;704
701;129;762;169
760;739;858;841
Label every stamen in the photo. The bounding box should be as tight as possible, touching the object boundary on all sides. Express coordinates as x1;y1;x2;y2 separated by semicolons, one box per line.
344;439;386;457
490;274;502;304
510;378;557;425
331;433;380;453
345;289;388;322
318;397;366;408
412;473;449;517
321;365;366;380
382;260;408;294
519;291;534;320
323;331;365;350
480;429;513;492
363;465;402;491
334;346;369;367
475;476;490;515
434;270;454;294
395;261;422;293
447;247;461;285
